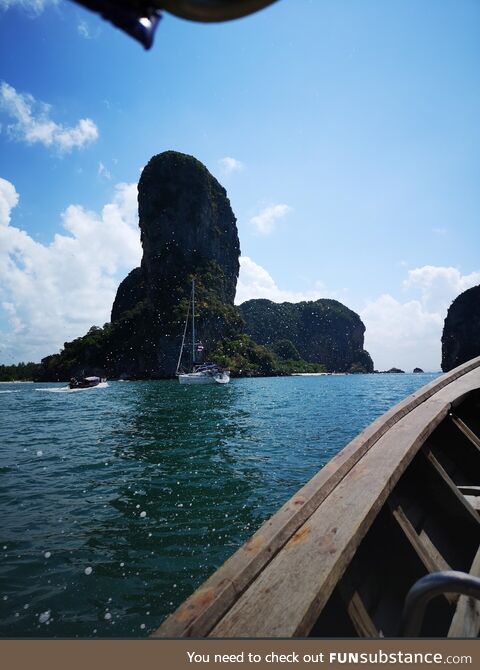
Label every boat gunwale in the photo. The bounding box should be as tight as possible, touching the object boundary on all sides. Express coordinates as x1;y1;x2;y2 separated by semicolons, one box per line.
153;355;480;638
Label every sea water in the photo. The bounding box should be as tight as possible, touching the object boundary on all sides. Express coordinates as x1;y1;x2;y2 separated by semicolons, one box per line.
0;373;438;637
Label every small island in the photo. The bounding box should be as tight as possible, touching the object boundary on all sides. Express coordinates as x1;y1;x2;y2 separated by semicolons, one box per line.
6;152;374;381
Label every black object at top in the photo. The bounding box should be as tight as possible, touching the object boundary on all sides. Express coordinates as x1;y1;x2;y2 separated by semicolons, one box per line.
72;0;278;49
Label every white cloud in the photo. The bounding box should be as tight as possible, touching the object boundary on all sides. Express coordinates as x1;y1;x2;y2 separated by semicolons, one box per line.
0;176;18;226
218;157;244;176
0;177;141;363
0;81;99;153
361;266;480;371
0;0;58;13
403;265;480;314
235;256;341;305
98;161;112;180
77;19;100;40
249;203;291;236
78;20;91;39
361;295;443;372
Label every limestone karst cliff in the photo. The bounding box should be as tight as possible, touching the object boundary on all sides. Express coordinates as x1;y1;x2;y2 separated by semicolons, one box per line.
108;151;241;376
37;151;374;380
39;151;242;380
238;298;374;373
112;151;239;321
442;285;480;372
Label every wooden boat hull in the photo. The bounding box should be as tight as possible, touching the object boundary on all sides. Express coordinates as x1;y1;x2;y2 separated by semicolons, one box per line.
154;357;480;638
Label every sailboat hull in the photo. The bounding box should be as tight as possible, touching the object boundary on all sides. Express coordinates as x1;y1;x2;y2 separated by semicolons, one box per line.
178;371;230;385
176;280;230;385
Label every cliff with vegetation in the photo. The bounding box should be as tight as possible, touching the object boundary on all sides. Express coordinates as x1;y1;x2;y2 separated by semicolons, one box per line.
239;298;374;373
38;151;241;380
442;285;480;372
35;151;374;380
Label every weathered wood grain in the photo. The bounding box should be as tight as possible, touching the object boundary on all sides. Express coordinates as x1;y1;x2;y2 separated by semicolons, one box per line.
343;590;379;637
448;547;480;637
391;505;452;574
450;414;480;453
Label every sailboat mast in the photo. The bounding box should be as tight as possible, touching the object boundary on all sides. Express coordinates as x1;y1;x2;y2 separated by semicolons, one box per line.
175;298;190;375
192;278;196;366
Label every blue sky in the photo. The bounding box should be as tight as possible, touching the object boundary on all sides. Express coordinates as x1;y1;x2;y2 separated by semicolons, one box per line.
0;0;479;370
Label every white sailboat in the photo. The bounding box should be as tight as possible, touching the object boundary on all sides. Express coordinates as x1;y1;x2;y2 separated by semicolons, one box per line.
176;279;230;385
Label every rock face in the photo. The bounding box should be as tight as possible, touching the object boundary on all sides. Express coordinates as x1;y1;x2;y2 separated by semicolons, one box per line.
112;152;239;320
39;151;241;380
442;285;480;372
110;151;241;377
238;299;374;372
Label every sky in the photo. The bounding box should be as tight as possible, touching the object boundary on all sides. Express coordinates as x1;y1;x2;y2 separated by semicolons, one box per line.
0;0;479;371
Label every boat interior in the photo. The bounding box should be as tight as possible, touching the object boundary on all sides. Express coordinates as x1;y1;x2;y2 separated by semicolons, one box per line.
311;391;480;637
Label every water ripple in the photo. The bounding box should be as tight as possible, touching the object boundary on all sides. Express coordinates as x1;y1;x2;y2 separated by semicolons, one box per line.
0;374;438;637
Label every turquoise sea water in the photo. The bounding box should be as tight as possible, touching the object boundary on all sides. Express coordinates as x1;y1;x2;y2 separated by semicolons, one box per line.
0;373;438;637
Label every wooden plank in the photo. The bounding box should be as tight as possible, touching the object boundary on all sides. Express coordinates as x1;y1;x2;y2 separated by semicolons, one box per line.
336;570;379;637
417;529;452;573
448;546;480;637
458;486;480;495
390;504;451;574
343;590;379;637
382;502;455;606
154;358;480;637
464;496;480;512
424;450;480;527
450;413;480;453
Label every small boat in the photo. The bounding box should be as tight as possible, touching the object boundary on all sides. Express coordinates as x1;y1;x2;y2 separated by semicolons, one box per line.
176;279;230;385
154;356;480;638
68;375;105;389
178;364;230;385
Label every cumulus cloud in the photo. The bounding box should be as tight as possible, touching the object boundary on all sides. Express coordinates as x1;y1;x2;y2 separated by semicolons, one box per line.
249;203;291;236
0;177;141;363
361;266;480;371
0;81;99;153
403;265;480;314
236;256;341;305
361;295;442;372
0;176;18;226
0;0;58;13
218;157;244;176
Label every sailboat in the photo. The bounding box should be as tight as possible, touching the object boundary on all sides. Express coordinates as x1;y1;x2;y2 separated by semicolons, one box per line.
176;279;230;385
